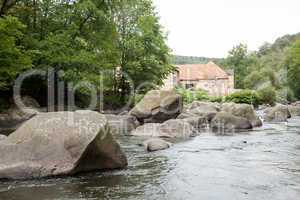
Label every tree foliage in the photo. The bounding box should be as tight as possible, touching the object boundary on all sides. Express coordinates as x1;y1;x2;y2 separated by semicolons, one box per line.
222;33;300;101
0;0;172;107
286;37;300;99
0;16;32;90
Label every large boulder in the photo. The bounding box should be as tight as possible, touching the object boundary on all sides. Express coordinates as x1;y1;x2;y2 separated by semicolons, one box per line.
130;90;182;123
221;103;262;127
0;96;40;135
179;101;219;122
291;101;300;107
182;117;209;132
211;112;253;133
0;111;127;180
131;119;197;139
143;138;171;152
0;135;7;141
187;101;220;116
288;105;300;117
105;114;139;135
264;105;291;122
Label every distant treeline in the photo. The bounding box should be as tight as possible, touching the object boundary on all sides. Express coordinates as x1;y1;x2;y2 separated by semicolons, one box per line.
171;55;224;65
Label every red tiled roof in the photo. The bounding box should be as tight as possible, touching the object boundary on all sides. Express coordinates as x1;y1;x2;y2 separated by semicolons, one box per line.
177;61;229;81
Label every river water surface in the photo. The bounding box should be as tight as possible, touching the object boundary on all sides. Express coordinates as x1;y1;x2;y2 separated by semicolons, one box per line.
0;117;300;200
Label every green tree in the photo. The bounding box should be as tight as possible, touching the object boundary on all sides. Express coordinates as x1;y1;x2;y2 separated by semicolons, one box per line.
222;43;253;89
113;0;173;102
286;37;300;99
0;16;32;90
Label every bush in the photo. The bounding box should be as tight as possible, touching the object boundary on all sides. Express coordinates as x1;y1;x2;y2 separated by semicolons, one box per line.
225;90;261;107
209;96;224;103
257;86;276;106
175;86;209;104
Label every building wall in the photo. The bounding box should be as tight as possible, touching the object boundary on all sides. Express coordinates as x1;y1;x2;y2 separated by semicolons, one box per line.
161;72;235;96
179;79;228;96
161;72;178;91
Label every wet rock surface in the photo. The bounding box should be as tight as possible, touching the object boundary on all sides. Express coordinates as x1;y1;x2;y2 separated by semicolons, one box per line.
143;138;171;152
131;119;197;139
221;103;262;127
264;105;292;122
211;112;253;133
105;114;140;135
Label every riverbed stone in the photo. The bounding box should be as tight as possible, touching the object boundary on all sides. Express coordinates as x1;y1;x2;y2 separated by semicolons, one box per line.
143;138;171;152
0;96;40;136
221;103;262;127
0;135;7;141
105;114;140;135
131;119;197;139
211;112;253;133
0;111;127;180
184;101;219;122
288;105;300;117
182;117;209;132
264;105;291;122
291;101;300;106
130;90;182;123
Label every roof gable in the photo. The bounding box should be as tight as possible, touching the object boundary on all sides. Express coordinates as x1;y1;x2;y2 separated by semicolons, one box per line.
176;62;228;81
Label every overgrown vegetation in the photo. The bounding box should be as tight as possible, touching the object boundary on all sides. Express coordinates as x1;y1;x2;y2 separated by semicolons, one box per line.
175;86;280;108
224;90;261;108
175;87;209;104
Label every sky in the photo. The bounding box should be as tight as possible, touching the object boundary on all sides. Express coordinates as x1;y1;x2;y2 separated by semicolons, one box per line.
153;0;300;58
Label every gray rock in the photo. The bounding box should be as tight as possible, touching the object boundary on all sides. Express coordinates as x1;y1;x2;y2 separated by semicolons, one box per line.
0;111;127;180
291;101;300;107
130;90;182;123
187;101;220;111
143;138;171;152
105;114;139;135
221;103;262;127
176;112;199;119
131;119;197;139
0;96;40;136
264;105;291;122
288;105;300;117
0;135;7;141
211;112;253;133
182;117;209;132
184;101;219;122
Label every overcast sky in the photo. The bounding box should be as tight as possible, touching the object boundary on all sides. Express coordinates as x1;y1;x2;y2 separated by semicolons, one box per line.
153;0;300;58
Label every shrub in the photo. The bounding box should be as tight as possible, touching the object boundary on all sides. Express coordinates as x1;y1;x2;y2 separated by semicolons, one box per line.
209;96;224;103
175;86;209;104
257;86;276;106
225;90;261;107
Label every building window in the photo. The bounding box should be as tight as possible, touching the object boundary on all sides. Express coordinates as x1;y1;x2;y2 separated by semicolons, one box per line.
185;83;194;89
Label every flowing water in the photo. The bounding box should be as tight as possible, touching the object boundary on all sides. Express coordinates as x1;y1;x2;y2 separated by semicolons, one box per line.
0;117;300;200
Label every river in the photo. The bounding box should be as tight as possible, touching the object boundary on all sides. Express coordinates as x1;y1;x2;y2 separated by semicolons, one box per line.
0;117;299;200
